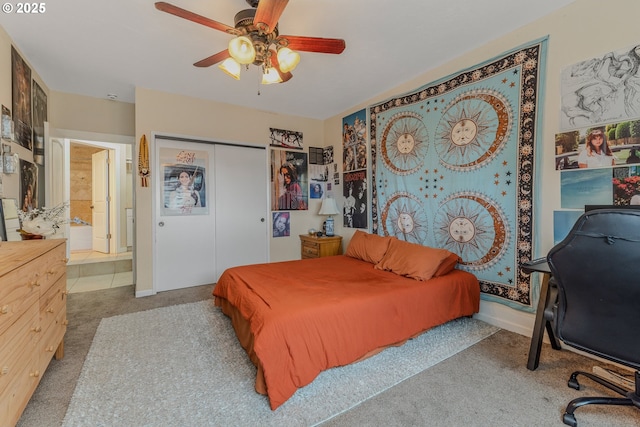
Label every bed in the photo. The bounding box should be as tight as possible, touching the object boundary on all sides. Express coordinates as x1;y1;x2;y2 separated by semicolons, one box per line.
213;231;480;409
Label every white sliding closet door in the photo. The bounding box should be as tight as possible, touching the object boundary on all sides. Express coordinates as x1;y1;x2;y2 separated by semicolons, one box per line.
155;139;216;292
154;137;268;292
214;144;268;281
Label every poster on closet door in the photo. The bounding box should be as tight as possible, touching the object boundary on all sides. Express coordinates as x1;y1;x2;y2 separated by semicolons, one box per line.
160;147;208;216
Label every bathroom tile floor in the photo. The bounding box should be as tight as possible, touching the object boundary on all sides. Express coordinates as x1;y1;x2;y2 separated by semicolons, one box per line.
67;250;133;294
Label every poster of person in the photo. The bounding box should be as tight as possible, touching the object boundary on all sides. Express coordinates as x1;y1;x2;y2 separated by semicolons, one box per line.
310;181;324;199
343;109;367;172
269;127;303;150
160;148;208;216
271;149;308;211
11;46;32;150
32;81;47;165
272;211;290;237
343;170;367;228
554;119;640;170
19;159;38;212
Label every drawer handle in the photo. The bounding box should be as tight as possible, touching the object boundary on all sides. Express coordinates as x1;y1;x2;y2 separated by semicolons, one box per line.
47;269;56;275
46;346;54;352
1;366;8;376
30;370;40;378
46;308;55;313
0;305;8;315
31;326;42;333
30;280;41;287
63;319;69;326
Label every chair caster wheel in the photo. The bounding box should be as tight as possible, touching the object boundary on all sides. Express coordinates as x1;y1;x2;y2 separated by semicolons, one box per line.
568;377;580;390
563;412;577;427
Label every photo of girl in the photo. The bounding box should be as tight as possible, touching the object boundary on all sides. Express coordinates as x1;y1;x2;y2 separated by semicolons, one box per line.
162;165;206;215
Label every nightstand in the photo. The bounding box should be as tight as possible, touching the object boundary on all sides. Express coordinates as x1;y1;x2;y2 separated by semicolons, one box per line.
299;234;343;259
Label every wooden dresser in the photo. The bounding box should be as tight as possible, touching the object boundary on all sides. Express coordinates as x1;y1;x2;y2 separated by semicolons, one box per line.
0;239;67;427
299;234;343;259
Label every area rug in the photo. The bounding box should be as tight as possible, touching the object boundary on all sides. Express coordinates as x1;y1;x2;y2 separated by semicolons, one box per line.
62;301;499;427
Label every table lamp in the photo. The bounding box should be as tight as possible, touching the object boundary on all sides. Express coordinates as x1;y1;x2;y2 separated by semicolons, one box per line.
318;197;340;236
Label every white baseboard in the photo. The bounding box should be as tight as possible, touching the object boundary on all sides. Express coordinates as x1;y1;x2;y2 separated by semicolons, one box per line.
135;288;155;298
474;299;536;338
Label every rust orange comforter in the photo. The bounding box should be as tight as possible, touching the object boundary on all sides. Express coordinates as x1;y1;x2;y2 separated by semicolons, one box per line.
213;255;480;410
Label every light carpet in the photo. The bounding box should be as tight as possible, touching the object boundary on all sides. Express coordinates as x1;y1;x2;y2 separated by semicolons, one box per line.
62;300;499;427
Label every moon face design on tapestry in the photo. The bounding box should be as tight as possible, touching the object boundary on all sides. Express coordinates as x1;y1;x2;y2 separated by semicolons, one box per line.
435;89;513;171
380;112;429;175
434;192;510;270
380;192;429;243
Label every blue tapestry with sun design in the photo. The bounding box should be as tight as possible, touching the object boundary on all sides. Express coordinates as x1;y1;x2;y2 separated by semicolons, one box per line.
370;37;547;312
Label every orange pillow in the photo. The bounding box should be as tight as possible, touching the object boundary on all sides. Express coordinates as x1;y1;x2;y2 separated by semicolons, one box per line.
375;238;454;281
345;230;393;264
434;252;460;277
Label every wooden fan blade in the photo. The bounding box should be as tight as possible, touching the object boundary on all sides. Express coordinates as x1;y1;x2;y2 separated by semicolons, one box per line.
254;0;289;33
194;50;230;67
155;2;234;33
279;36;346;54
269;49;293;82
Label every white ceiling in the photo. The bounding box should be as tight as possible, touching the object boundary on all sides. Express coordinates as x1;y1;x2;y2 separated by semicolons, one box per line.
0;0;576;120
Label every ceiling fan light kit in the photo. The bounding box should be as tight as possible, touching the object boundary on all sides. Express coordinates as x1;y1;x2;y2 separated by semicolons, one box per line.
155;0;345;85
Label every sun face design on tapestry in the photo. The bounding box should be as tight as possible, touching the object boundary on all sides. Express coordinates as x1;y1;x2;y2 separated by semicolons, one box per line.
381;112;429;175
435;90;513;171
433;192;509;272
380;192;430;243
370;38;547;312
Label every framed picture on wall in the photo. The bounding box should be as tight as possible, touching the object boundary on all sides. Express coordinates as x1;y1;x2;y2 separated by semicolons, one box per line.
32;81;47;165
11;46;32;150
19;159;38;213
269;128;303;150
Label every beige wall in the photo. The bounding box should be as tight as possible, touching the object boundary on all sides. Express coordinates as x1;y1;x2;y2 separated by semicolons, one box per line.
50;91;135;137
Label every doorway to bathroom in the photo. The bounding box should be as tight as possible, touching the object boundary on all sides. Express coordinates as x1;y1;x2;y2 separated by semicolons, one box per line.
48;132;135;294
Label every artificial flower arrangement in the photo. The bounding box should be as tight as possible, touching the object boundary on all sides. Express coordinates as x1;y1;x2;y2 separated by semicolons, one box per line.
17;202;69;238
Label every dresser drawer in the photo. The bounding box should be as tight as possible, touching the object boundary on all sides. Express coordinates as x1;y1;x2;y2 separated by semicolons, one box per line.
0;351;38;427
38;303;67;375
40;275;67;326
0;302;38;397
301;242;319;258
35;243;67;296
0;263;41;337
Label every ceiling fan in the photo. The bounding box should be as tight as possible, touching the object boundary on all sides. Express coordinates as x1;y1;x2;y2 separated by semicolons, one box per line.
155;0;346;84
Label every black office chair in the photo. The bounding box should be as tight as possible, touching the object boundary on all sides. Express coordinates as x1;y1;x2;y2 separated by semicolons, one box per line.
547;209;640;427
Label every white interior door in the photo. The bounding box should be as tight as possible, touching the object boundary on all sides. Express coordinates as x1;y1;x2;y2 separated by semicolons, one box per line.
214;144;268;280
155;139;216;292
92;150;109;253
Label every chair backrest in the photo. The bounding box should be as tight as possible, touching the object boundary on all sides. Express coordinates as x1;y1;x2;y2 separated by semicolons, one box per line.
547;209;640;370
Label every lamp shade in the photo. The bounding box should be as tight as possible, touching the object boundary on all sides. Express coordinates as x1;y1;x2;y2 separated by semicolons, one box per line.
318;197;340;216
277;47;300;73
218;58;241;80
261;67;283;84
228;36;256;65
